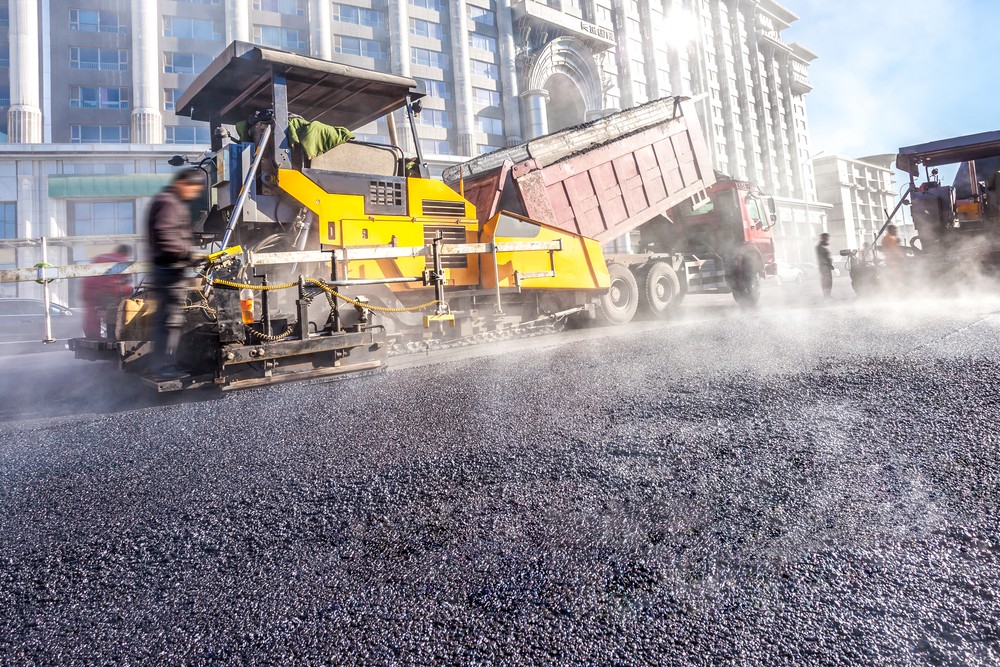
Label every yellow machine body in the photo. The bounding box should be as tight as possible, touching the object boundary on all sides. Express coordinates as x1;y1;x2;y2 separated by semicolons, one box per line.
276;168;609;298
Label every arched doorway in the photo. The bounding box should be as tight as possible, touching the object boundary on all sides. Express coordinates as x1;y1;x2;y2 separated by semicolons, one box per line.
543;73;586;132
522;36;603;139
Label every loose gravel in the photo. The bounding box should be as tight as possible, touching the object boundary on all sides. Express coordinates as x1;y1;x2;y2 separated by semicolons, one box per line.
0;295;999;665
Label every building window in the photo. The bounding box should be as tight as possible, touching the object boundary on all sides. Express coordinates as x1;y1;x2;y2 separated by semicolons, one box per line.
468;34;496;52
477;116;504;135
70;125;130;143
334;36;385;59
0;123;7;144
71;202;135;236
478;144;498;155
0;7;8;27
411;47;449;70
70;47;128;71
70;86;129;110
409;0;442;11
472;87;500;107
164;88;177;111
332;4;385;28
470;59;497;78
164;52;213;74
420;138;452;155
253;26;307;51
253;0;305;15
0;46;7;68
410;18;443;39
166;126;211;144
0;85;8;107
416;78;450;99
69;9;126;33
176;0;221;4
0;203;14;239
163;17;222;41
415;108;450;128
468;6;495;26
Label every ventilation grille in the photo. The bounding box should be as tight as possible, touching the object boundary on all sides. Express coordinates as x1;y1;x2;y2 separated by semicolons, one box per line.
367;180;405;214
425;225;469;269
422;199;466;218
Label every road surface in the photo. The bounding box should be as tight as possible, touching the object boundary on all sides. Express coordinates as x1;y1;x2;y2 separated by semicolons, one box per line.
1;279;998;665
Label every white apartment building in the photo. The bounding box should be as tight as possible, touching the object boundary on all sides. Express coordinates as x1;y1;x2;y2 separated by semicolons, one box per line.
0;0;822;302
813;154;908;254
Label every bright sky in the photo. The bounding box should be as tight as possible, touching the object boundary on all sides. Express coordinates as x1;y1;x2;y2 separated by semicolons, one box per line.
785;0;998;161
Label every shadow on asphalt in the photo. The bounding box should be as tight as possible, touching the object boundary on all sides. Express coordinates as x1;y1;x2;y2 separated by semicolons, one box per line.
0;351;224;424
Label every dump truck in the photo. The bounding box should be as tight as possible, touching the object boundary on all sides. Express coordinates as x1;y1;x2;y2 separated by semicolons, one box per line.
0;42;775;391
847;131;1000;293
443;106;778;322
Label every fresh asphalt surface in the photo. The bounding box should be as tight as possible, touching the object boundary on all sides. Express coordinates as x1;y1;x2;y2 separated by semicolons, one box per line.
1;277;999;665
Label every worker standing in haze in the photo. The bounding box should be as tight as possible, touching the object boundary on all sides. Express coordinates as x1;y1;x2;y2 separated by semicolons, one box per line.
147;169;205;379
80;244;133;339
815;232;834;298
881;224;904;267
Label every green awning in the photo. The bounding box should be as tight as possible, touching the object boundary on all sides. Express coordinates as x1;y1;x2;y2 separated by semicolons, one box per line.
48;174;174;198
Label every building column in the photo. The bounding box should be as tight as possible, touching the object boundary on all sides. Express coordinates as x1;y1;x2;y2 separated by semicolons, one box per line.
387;0;412;152
762;44;789;196
226;0;251;43
637;0;661;98
521;89;549;139
8;0;42;143
496;0;521;145
610;0;634;108
727;0;760;185
310;0;332;60
448;0;475;156
131;0;162;144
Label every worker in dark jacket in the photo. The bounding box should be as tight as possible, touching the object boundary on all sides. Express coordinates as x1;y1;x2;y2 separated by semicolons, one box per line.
80;244;133;338
147;168;205;379
815;233;834;298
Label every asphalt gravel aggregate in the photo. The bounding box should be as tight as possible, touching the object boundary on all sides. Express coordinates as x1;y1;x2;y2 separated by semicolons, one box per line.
0;297;999;665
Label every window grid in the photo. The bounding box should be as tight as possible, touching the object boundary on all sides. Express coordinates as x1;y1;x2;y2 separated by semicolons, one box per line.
164;52;213;74
0;203;15;239
335;36;385;59
411;47;449;70
468;34;497;52
70;48;129;71
410;18;443;39
166;126;211;144
70;86;130;110
253;0;306;15
69;9;126;34
468;6;495;26
332;4;385;28
71;201;135;236
163;17;223;41
253;26;307;51
70;125;130;144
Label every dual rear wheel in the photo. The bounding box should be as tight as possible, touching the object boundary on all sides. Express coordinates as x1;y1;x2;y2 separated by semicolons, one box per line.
595;262;682;325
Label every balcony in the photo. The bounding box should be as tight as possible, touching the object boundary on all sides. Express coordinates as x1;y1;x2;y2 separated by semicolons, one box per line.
790;61;811;94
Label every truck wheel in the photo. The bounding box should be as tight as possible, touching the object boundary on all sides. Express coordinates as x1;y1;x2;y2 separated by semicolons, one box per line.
640;261;682;318
596;263;639;325
732;259;761;307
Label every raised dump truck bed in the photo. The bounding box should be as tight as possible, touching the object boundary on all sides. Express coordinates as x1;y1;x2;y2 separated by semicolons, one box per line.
442;97;715;243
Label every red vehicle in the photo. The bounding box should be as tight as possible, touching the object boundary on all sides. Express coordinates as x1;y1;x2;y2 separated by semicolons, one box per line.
445;98;777;323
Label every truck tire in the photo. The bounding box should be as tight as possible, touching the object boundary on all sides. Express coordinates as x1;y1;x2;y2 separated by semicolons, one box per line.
731;257;761;307
640;261;682;318
596;263;639;325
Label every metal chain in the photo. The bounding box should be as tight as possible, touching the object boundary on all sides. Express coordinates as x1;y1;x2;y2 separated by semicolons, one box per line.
210;277;445;313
